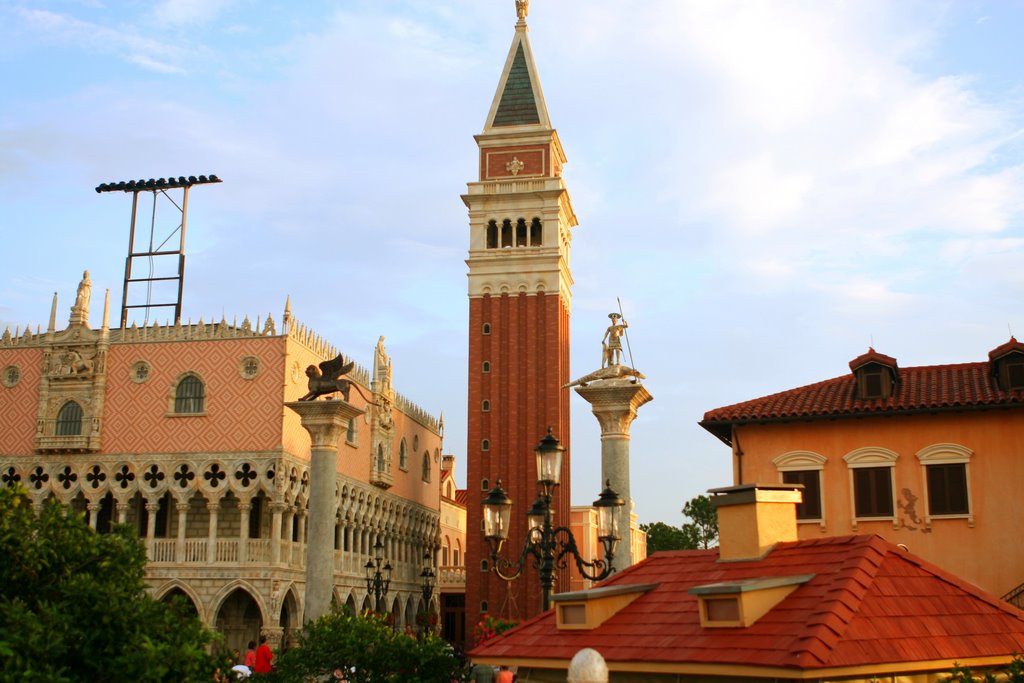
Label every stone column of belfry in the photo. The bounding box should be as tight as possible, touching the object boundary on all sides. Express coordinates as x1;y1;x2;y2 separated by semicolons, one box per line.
572;353;652;571
287;399;366;623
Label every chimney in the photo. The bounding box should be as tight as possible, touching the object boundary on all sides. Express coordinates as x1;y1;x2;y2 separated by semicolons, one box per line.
709;483;802;562
441;454;455;473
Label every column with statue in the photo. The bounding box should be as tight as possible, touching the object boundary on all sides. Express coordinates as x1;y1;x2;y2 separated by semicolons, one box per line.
568;309;652;571
287;355;365;623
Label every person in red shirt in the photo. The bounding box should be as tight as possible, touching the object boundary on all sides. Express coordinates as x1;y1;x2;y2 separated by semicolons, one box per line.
496;665;515;683
253;635;273;673
244;640;257;669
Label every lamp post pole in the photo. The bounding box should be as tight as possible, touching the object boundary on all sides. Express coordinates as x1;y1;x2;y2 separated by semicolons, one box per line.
420;550;437;634
483;429;625;612
420;550;436;606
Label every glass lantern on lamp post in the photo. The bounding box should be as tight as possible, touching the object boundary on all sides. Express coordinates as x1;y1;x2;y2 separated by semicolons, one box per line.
420;550;436;605
482;428;625;612
365;538;392;613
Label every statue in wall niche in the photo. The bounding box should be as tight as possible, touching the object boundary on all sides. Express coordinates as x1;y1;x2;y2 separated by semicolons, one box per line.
299;354;354;402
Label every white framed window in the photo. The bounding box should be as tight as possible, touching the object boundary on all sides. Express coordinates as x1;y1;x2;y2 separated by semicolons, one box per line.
772;451;826;529
843;447;899;530
916;443;973;527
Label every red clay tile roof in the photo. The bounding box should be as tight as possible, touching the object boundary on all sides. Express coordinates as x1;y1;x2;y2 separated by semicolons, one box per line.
701;360;1024;443
454;488;469;507
469;534;1024;673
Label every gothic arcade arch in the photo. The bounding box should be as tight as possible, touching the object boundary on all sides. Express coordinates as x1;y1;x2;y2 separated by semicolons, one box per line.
154;580;206;624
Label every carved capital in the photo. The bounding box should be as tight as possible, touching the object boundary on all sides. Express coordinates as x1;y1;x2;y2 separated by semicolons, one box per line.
575;382;653;437
286;400;366;451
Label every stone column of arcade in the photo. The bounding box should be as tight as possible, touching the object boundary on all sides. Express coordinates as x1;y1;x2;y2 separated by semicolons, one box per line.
287;399;366;623
570;313;652;572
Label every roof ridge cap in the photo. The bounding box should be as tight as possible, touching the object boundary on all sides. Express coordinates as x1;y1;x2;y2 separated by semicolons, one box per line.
786;535;888;667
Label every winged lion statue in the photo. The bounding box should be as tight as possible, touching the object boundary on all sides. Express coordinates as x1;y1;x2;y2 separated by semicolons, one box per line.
299;354;355;401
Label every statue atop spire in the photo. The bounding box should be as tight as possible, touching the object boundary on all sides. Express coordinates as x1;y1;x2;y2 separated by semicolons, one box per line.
69;270;92;327
516;0;528;23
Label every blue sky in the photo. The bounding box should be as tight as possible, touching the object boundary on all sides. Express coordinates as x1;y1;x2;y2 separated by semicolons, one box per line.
2;1;1023;526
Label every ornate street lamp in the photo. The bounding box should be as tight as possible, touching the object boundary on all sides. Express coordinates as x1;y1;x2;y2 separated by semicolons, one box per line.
482;428;625;611
420;550;436;605
364;538;392;611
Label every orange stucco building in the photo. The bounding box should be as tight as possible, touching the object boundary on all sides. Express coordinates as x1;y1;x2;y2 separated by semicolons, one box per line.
0;276;446;652
701;341;1024;604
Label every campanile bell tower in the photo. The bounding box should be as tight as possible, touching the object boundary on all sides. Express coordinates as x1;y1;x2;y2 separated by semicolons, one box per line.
463;2;578;622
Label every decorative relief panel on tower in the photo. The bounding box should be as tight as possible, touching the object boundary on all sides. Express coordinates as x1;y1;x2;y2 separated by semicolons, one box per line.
483;147;547;179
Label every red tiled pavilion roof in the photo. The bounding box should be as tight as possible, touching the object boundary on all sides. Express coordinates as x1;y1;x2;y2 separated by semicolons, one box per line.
701;360;1024;444
469;535;1024;675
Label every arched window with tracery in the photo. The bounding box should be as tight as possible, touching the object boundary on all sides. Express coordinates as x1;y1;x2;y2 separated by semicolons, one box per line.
56;400;83;436
174;374;205;414
421;453;431;482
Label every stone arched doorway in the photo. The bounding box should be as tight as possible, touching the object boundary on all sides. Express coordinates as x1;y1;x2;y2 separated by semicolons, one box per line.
215;588;262;656
161;586;200;619
279;587;300;651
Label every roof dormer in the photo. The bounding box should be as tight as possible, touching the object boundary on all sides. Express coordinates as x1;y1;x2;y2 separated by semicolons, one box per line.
849;348;899;400
988;337;1024;392
551;583;657;630
689;574;815;628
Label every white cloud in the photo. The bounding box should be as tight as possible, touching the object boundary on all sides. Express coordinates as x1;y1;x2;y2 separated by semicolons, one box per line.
15;7;185;73
152;0;234;26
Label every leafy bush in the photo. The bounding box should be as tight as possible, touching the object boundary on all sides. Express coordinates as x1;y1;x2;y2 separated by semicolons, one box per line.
264;608;465;683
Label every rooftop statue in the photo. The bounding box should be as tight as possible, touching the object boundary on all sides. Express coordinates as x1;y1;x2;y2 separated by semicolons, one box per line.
516;0;529;22
69;270;91;326
299;354;354;402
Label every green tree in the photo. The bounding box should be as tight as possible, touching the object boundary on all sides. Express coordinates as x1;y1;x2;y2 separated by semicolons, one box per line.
681;494;718;549
266;608;466;683
638;521;689;554
0;486;221;683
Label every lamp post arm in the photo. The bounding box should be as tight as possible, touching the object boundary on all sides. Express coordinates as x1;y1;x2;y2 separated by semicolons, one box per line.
551;526;616;583
488;533;543;582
